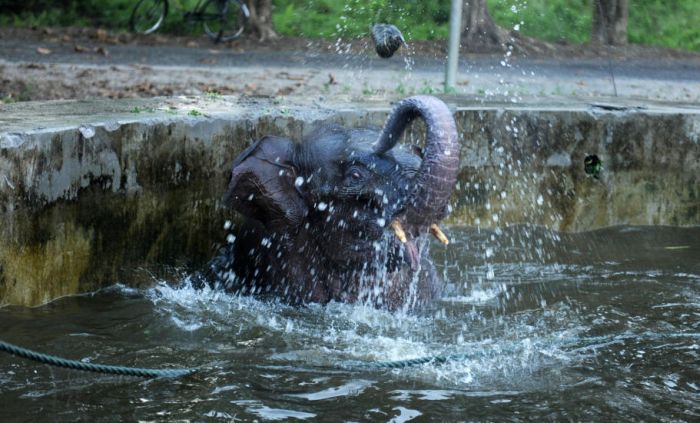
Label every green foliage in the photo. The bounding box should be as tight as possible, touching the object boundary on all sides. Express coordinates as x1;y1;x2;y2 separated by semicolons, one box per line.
628;0;700;51
130;105;155;113
204;90;222;99
273;0;700;52
0;0;134;29
1;0;699;51
272;0;450;40
0;0;225;36
487;0;591;44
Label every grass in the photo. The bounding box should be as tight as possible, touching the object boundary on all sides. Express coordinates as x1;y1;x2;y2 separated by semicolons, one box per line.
274;0;700;51
130;105;155;113
1;80;37;103
0;0;699;52
203;90;222;99
273;0;450;40
628;0;700;51
0;0;226;36
488;0;591;45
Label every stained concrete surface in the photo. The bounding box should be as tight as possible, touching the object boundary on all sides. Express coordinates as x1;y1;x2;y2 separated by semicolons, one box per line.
1;96;698;306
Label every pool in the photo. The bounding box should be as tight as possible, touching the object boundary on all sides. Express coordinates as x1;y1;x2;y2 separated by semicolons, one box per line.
2;225;698;421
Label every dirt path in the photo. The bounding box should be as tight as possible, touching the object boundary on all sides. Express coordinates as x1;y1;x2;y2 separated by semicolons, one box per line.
2;27;700;104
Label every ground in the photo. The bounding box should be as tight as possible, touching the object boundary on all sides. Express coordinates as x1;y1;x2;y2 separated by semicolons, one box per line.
1;26;700;104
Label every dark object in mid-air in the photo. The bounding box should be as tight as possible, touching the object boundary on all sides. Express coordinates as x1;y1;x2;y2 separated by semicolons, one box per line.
371;24;406;58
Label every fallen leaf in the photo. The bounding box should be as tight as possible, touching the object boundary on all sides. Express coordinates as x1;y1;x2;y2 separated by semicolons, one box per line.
95;47;109;56
95;28;108;42
74;44;89;53
276;86;295;96
76;69;93;78
328;73;337;85
36;47;51;55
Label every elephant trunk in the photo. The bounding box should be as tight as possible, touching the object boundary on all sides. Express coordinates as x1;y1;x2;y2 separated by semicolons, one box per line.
374;96;460;229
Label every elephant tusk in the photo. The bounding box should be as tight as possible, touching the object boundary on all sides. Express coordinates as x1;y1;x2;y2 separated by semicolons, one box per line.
430;224;449;245
390;220;407;243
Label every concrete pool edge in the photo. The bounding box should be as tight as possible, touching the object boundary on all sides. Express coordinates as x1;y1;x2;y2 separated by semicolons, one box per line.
1;95;699;306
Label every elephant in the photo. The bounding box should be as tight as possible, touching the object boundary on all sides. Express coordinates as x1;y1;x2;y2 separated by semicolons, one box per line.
204;96;461;311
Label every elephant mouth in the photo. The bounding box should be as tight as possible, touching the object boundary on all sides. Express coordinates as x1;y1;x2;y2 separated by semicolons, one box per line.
388;219;449;271
310;202;397;264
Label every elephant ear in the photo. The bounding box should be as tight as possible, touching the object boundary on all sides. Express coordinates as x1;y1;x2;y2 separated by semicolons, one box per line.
224;136;307;232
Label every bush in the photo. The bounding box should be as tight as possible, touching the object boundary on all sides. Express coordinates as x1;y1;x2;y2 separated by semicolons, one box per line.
488;0;591;44
273;0;450;40
1;0;699;52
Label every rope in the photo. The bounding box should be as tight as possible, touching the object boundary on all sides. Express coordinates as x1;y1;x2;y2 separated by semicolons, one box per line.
4;332;699;376
345;332;700;370
355;354;459;369
0;340;195;378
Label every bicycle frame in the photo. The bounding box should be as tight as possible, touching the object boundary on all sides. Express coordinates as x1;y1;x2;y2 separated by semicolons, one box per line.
131;0;249;42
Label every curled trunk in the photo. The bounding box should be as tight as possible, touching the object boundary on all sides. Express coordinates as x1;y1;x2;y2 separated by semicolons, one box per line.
374;96;460;228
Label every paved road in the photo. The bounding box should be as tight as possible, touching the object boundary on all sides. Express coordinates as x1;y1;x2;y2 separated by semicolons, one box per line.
2;37;700;103
4;38;700;80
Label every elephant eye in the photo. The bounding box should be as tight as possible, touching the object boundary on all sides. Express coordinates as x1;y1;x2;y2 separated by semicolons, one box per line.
346;166;365;182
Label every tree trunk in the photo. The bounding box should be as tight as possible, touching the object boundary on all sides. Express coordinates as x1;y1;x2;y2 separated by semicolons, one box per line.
461;0;509;51
247;0;278;41
592;0;628;45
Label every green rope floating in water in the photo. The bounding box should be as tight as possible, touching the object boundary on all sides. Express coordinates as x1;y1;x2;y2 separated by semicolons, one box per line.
345;332;700;370
4;332;700;376
0;340;195;378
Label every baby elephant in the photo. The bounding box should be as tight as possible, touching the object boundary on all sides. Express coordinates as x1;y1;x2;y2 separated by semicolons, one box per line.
207;96;461;311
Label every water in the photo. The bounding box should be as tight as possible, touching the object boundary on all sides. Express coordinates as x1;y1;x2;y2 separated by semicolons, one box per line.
1;226;699;421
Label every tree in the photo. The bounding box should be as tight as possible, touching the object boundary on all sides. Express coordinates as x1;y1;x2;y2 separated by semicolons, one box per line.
247;0;277;41
460;0;509;51
592;0;628;45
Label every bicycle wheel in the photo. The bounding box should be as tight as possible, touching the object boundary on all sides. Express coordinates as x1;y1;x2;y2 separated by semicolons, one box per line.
201;0;250;43
130;0;169;34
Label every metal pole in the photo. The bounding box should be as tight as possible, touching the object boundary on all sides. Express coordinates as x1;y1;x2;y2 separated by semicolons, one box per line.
444;0;463;93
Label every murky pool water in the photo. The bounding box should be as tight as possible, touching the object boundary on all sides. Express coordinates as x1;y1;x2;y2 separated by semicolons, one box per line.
1;226;699;421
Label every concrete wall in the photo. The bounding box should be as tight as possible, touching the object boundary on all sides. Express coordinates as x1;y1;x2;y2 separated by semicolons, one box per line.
1;96;698;306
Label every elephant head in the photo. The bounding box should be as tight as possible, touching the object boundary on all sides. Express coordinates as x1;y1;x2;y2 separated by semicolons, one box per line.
220;96;460;309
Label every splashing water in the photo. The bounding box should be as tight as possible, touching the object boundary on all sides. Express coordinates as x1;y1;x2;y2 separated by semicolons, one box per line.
2;225;698;420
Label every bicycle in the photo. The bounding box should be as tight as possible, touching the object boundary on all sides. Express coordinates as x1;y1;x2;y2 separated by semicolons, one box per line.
130;0;249;43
